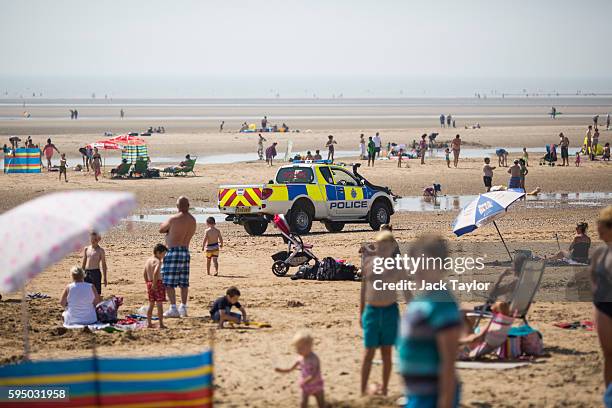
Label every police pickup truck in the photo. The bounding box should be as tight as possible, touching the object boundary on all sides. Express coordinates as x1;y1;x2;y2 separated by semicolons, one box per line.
218;161;397;235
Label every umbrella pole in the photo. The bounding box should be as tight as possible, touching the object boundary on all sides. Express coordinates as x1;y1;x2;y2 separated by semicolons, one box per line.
21;287;30;360
493;221;513;262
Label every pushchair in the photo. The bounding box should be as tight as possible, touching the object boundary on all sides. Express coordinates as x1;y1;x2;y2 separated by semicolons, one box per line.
271;214;318;276
539;144;557;166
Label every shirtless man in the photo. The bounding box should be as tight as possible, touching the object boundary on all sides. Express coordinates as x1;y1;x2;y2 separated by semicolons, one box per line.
159;196;197;318
451;134;461;168
507;160;522;189
202;217;223;276
81;231;108;295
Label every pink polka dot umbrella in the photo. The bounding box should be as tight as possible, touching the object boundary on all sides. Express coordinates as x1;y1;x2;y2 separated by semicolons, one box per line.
0;191;136;293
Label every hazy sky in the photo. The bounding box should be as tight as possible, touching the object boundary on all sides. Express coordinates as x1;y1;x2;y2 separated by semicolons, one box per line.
1;0;611;79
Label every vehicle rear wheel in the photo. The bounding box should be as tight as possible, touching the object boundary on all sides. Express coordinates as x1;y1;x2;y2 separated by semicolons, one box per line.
272;260;289;277
323;221;345;233
288;202;313;235
369;200;391;231
243;219;268;236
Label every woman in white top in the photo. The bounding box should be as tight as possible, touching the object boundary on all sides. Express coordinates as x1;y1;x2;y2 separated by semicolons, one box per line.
60;266;100;326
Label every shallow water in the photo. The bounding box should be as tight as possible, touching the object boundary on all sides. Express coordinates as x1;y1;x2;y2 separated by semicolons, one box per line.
126;192;612;225
395;191;612;212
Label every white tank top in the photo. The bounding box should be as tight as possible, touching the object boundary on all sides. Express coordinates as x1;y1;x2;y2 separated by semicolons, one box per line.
64;282;97;325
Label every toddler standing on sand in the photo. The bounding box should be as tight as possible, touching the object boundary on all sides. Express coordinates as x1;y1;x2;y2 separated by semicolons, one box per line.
276;331;325;408
575;152;581;167
445;148;451;168
202;217;223;276
143;244;168;329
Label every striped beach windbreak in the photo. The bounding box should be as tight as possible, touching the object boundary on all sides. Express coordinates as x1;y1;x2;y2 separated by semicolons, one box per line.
121;145;149;164
3;148;42;173
0;349;213;407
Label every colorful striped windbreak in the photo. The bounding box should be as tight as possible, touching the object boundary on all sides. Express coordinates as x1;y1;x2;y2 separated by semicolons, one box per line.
121;145;149;164
3;148;42;173
0;349;213;407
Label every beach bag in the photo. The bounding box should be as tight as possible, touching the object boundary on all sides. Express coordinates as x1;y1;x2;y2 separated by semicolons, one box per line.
291;263;319;280
96;296;123;323
316;257;358;281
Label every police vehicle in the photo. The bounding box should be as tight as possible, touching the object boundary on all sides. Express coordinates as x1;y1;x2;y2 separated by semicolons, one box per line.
218;161;397;235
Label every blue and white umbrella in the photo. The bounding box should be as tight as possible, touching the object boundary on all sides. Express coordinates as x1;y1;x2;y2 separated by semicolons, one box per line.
452;190;525;260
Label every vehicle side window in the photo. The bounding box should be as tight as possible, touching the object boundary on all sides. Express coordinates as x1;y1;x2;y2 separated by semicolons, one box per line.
330;168;359;186
318;166;334;184
276;167;314;184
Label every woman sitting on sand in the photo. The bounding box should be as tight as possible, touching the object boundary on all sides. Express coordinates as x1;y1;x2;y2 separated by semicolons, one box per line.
549;222;591;263
60;266;101;326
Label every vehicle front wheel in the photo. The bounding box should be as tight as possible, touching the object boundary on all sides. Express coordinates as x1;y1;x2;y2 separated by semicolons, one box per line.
243;219;268;236
323;221;345;233
369;200;391;231
288;202;314;235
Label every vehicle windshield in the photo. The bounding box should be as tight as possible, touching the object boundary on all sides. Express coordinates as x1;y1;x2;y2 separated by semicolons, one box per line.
276;167;314;184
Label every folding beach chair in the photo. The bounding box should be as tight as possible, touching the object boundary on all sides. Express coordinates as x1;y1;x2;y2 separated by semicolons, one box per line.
468;259;545;325
111;162;131;179
175;158;197;176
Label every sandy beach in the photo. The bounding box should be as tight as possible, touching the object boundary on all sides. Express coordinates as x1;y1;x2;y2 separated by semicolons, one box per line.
1;98;612;407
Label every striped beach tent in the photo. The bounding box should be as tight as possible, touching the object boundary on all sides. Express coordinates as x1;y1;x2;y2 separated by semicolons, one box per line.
3;148;42;173
0;349;213;407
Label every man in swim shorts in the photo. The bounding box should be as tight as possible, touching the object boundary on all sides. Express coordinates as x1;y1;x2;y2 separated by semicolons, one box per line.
159;196;196;318
507;160;522;189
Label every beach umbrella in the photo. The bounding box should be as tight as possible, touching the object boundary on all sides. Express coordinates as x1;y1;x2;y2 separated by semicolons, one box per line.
0;191;136;359
109;134;147;146
86;140;121;150
0;191;136;293
452;190;525;261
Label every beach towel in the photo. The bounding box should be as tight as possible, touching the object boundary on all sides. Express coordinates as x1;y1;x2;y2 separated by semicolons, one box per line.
456;361;530;370
63;322;111;330
553;320;594;331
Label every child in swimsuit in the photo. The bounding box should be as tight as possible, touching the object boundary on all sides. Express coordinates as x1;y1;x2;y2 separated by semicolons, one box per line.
202;217;223;276
275;331;325;408
59;153;68;183
81;231;108;295
445;148;451;168
144;244;168;329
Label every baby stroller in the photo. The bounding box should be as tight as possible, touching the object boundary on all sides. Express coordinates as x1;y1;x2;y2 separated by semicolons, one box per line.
271;214;318;277
539;144;557;166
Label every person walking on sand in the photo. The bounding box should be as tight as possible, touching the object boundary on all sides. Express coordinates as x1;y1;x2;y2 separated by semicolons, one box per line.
447;114;452;127
59;153;68;183
91;147;102;181
257;133;267;160
326;135;337;162
359;230;410;397
519;158;528;192
440;113;445;128
419;134;428;165
559;132;570;166
42;138;60;170
219;121;224;132
606;113;611;130
451;134;461;167
159;196;197;318
120;109;124;119
266;142;278;166
261;115;268;131
202;217;223;276
594;114;599;128
367;137;376;167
